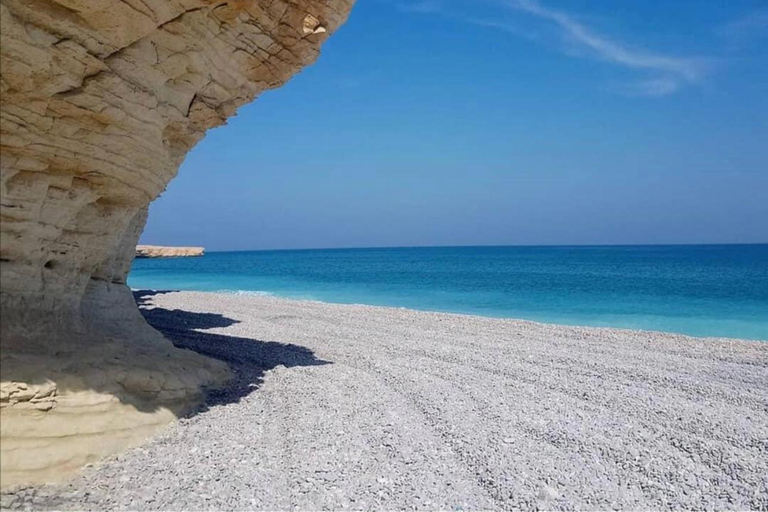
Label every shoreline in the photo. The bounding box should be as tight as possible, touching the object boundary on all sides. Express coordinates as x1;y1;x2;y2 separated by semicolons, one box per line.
7;289;767;510
134;288;766;344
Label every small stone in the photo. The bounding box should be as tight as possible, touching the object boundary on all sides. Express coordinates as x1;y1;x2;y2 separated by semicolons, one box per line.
538;485;560;502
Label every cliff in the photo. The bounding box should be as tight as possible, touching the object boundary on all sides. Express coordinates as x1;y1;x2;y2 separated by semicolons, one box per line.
136;245;205;258
0;0;354;487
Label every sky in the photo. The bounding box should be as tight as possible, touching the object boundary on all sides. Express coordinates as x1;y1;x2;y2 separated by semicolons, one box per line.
140;0;768;251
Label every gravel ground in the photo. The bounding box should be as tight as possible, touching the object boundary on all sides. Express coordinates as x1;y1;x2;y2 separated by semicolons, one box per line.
3;290;767;510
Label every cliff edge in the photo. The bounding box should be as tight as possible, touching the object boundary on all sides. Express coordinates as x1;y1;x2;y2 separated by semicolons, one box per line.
0;0;354;487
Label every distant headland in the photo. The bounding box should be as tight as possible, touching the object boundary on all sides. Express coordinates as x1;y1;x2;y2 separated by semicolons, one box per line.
135;245;205;258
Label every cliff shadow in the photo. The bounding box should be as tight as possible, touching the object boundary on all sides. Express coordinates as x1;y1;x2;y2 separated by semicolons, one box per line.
135;289;241;331
132;290;331;410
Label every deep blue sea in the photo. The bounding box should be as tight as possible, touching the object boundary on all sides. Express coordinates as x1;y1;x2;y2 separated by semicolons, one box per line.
128;245;768;340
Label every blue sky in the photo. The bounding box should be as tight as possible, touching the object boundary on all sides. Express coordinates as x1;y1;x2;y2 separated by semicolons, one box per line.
140;0;768;250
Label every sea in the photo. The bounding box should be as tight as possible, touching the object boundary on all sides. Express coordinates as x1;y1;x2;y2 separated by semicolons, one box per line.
128;244;768;341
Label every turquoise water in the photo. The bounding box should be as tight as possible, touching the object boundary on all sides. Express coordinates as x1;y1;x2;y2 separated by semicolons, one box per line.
128;245;768;340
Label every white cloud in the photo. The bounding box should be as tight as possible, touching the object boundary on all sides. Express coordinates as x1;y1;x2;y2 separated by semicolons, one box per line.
397;0;443;14
612;78;682;98
717;8;768;47
719;9;768;36
397;0;710;96
507;0;703;82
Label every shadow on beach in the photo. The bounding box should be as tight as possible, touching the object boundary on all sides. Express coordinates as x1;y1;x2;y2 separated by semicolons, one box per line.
133;290;331;410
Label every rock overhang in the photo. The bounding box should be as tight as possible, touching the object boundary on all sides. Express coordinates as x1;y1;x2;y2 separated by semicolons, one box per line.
0;0;355;487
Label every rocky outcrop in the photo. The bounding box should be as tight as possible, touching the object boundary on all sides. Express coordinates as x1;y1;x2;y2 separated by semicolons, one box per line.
0;0;354;487
135;245;204;258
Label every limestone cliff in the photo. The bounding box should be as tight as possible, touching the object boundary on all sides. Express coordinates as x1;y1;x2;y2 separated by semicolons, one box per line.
0;0;354;487
136;245;204;258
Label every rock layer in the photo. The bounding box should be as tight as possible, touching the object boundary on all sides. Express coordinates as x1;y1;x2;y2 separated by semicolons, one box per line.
135;245;204;258
0;0;354;487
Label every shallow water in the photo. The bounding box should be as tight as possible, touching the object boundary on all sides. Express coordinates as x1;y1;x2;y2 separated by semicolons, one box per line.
128;244;768;340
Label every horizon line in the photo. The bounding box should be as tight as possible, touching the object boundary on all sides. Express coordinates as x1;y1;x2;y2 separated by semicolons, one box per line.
185;242;768;254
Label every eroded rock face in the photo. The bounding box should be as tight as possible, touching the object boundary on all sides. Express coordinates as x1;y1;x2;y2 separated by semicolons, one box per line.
0;0;354;487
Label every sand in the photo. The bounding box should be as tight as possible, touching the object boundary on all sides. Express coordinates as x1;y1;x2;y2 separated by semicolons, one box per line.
3;290;767;510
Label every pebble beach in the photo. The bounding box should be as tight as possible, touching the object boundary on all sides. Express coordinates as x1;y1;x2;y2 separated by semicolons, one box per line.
4;290;767;510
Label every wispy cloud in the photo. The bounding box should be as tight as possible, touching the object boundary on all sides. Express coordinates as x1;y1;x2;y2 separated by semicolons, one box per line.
396;0;709;97
455;16;543;43
396;0;443;14
717;8;768;41
504;0;705;83
610;78;683;98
